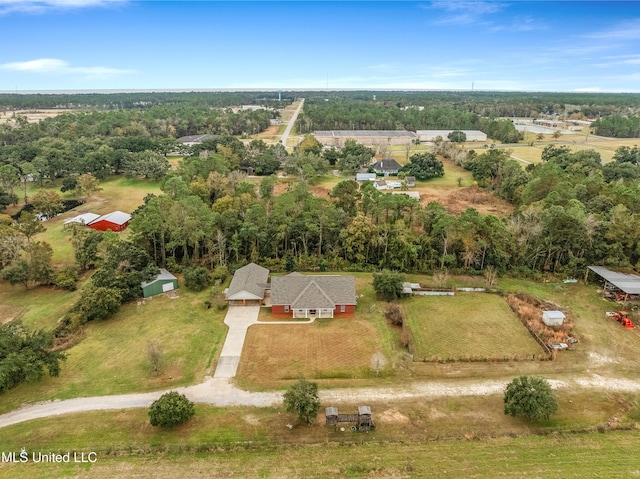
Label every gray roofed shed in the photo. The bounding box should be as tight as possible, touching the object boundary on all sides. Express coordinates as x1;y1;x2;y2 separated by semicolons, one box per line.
226;263;270;301
588;266;640;295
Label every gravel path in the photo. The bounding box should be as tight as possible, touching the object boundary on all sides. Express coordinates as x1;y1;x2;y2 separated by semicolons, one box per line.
2;374;640;430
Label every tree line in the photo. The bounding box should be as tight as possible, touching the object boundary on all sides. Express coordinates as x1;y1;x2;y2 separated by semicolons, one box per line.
592;115;640;138
296;99;522;143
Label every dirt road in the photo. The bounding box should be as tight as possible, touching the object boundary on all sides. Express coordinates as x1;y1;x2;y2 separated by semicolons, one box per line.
1;374;639;430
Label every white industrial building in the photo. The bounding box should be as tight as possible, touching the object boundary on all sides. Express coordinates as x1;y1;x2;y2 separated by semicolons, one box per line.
313;130;417;148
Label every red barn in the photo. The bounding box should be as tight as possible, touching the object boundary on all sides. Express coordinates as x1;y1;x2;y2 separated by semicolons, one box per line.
88;211;132;232
270;273;357;319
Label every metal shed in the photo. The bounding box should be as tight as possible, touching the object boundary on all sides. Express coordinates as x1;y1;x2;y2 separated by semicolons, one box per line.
141;269;178;298
542;310;565;326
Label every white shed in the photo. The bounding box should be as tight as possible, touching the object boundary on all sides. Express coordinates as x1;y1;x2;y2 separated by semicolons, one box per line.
542;310;565;326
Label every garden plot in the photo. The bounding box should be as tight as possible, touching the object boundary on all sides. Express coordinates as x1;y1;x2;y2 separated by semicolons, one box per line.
404;293;543;361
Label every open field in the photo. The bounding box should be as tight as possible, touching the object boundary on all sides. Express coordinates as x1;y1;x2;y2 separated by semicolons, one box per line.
238;318;381;385
0;394;638;478
0;109;73;124
0;287;227;416
2;176;162;267
0;284;79;331
404;293;543;361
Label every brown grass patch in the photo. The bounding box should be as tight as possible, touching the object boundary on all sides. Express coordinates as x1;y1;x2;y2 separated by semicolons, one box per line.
237;318;382;386
310;184;331;200
505;292;574;345
0;304;24;324
419;186;514;217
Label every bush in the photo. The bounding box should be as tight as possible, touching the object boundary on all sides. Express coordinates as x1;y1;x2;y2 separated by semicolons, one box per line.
504;376;558;421
149;391;195;428
183;266;211;292
385;302;404;326
54;267;79;291
373;270;405;301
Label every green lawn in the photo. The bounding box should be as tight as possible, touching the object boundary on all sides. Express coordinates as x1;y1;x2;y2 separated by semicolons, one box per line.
1;404;639;479
0;287;227;415
404;293;543;361
0;284;79;331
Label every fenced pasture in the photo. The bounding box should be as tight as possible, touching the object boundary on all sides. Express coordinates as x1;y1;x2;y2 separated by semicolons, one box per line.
404;293;544;361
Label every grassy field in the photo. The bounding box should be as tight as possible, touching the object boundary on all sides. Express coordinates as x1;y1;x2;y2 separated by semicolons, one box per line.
4;176;163;267
0;396;639;478
0;287;227;415
0;284;79;331
404;293;543;361
238;318;382;385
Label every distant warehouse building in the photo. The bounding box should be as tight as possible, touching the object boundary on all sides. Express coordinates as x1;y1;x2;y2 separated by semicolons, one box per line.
416;130;487;142
313;130;417;148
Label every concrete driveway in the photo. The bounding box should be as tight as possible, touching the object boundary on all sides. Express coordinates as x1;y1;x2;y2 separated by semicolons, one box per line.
213;306;260;378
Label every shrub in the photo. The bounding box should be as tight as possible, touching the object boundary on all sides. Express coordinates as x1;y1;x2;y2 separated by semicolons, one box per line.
149;391;195;428
54;267;79;291
183;266;211;292
504;376;558;421
385;302;404;326
373;270;405;301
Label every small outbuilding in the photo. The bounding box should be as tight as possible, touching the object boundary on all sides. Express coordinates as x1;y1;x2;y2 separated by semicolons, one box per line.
63;212;100;227
88;211;132;232
542;310;565;326
356;173;376;182
141;269;178;298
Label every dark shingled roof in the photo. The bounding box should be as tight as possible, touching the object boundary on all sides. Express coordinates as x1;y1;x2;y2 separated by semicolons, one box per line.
227;263;270;301
372;159;402;172
271;274;357;308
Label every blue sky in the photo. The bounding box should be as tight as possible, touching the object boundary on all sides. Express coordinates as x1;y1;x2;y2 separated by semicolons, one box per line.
1;0;639;92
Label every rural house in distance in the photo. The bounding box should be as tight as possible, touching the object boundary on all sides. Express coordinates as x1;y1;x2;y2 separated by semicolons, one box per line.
371;158;402;176
270;273;357;319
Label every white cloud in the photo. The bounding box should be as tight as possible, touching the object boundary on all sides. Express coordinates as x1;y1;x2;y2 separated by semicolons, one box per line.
0;58;135;78
586;18;640;40
0;0;127;15
425;1;505;26
488;16;547;33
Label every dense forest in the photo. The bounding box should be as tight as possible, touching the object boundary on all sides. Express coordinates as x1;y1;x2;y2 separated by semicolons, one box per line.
0;91;293;110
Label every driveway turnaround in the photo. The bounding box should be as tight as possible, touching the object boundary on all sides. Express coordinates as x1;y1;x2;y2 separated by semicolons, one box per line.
213;306;260;378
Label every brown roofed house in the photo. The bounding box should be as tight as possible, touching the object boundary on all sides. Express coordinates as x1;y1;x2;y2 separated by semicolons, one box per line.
270;273;357;318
